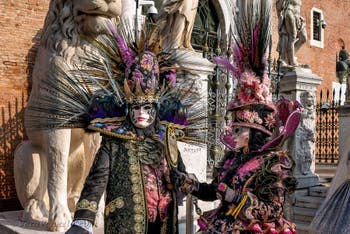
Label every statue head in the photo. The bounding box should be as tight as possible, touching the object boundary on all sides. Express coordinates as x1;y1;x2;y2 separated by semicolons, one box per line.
339;46;349;61
300;91;315;111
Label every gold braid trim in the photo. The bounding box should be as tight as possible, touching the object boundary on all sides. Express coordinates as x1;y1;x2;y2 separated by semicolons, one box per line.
87;125;142;140
160;120;186;129
76;199;98;212
105;197;125;216
225;195;248;218
90;116;125;123
225;174;257;218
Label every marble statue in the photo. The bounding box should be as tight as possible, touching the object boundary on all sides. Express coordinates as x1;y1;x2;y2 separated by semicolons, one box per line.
296;124;315;175
295;91;316;175
276;0;307;67
158;0;199;51
14;0;122;231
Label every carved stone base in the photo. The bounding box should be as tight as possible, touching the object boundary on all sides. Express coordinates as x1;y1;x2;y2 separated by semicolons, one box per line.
0;211;103;234
295;174;320;189
280;69;322;188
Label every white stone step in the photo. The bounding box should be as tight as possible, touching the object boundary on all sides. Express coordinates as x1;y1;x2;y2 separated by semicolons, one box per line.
294;195;324;209
309;185;328;198
294;188;309;197
293;206;317;218
294;213;315;223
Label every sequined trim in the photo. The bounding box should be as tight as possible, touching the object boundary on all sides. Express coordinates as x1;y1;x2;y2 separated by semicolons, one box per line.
76;199;98;212
125;141;147;234
105;197;125;216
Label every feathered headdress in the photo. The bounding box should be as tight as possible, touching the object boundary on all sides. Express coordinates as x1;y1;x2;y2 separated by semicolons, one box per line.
26;20;207;148
215;0;301;151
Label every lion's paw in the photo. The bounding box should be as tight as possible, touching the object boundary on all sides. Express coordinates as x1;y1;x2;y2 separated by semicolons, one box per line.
48;204;72;232
20;199;49;223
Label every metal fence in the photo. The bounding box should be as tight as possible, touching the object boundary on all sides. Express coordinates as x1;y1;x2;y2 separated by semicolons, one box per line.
315;88;341;164
0;94;26;211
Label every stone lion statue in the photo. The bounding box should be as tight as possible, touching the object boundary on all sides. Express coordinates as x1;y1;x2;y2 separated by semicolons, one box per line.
14;0;124;231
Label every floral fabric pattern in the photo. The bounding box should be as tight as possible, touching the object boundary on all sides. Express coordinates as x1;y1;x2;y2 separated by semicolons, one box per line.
142;157;172;222
200;151;296;234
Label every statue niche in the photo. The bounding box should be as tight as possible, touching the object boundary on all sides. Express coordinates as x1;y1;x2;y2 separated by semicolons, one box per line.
14;0;122;231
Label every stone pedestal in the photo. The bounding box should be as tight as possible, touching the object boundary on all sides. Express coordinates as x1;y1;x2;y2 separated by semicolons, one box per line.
0;211;101;234
325;104;350;197
280;68;322;188
338;105;350;159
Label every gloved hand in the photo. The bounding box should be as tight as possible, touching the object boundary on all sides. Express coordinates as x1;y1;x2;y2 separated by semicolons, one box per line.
65;225;91;234
170;169;199;194
217;182;242;205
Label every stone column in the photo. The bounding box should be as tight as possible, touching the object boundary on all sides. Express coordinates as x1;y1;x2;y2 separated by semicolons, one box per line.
280;68;323;188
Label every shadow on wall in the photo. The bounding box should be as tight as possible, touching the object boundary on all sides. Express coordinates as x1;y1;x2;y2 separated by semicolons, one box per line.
0;93;27;212
0;25;42;212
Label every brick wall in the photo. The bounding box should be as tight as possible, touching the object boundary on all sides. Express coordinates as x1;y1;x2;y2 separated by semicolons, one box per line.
0;0;49;210
272;0;350;94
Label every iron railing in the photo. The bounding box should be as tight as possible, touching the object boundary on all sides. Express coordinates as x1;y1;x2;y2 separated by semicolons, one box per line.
315;88;341;164
0;94;26;211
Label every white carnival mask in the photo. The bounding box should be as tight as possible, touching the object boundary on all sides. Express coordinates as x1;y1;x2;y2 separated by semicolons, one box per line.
231;126;250;152
130;103;156;128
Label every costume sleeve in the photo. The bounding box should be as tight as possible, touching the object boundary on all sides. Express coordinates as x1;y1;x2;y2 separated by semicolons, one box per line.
191;180;218;201
242;152;297;223
191;152;231;201
190;164;220;201
73;137;111;224
175;151;218;201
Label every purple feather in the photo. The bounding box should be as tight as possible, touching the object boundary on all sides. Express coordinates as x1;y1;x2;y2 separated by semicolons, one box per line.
107;21;135;67
213;56;240;78
233;44;245;73
251;24;260;65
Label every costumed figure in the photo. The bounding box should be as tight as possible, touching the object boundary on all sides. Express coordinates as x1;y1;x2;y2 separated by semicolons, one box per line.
309;135;350;234
26;20;207;234
170;1;302;233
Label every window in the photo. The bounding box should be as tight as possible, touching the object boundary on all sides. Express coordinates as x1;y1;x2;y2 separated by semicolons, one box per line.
313;11;321;41
310;8;324;48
